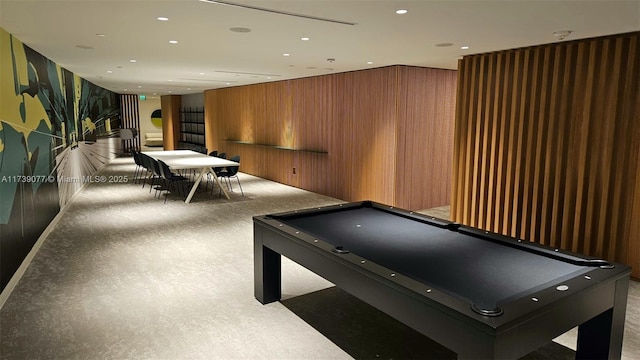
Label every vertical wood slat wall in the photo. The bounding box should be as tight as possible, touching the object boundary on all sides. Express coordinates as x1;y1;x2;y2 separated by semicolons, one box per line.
204;65;457;210
119;94;140;150
452;32;640;277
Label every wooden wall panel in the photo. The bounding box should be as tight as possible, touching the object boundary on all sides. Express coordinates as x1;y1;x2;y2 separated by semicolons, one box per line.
395;67;457;210
452;32;640;277
290;76;333;194
160;95;181;150
204;65;456;210
337;67;398;204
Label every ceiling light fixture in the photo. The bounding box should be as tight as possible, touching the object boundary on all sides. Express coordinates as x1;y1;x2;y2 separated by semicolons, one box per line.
157;17;169;21
215;70;281;77
283;53;290;57
301;37;310;41
169;40;178;44
396;9;408;15
367;61;374;65
461;46;470;50
230;27;252;33
129;59;137;63
553;30;573;40
96;33;105;37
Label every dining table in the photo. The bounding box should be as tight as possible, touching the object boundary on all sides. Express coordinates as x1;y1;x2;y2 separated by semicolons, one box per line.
142;150;240;203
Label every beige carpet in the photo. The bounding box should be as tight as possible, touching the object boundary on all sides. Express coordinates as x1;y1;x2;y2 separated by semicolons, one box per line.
1;156;638;359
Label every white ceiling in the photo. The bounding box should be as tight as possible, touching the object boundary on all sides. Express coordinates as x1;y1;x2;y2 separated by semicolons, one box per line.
1;0;638;96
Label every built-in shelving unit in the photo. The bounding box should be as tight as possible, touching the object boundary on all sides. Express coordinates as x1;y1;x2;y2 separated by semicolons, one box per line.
178;107;206;152
223;139;328;154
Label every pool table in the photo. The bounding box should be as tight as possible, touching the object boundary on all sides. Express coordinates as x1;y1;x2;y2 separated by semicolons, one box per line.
254;201;631;359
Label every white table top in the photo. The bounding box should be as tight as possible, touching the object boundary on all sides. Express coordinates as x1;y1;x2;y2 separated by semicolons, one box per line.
142;150;239;170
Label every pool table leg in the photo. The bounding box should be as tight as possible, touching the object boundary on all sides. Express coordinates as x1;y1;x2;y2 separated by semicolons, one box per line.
254;238;281;304
576;276;629;359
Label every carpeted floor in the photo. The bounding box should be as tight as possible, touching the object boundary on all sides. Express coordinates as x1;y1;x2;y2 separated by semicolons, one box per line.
1;156;638;359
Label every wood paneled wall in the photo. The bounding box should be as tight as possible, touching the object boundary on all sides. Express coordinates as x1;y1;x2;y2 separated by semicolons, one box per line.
161;95;181;150
204;65;457;210
452;32;640;277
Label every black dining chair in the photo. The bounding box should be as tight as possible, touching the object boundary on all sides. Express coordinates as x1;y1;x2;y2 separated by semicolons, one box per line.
157;160;189;203
138;153;156;189
217;155;243;197
131;151;143;184
149;158;165;198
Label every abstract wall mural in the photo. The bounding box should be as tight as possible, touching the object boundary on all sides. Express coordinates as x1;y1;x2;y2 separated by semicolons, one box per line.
151;109;162;128
0;27;121;291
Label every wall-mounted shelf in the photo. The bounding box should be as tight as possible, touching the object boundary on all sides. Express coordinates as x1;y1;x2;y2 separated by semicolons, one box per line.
223;139;328;154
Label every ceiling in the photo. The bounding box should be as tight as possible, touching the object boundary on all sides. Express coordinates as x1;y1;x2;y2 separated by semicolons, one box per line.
1;0;638;96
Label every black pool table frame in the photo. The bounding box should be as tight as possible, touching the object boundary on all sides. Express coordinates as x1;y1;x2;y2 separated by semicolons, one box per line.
254;201;631;359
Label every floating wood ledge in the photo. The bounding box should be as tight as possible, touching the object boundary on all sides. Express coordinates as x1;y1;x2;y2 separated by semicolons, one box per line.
223;140;328;154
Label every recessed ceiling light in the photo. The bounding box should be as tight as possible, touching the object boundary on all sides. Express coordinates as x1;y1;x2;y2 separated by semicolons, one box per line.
129;59;137;63
283;53;290;56
169;40;178;44
157;17;169;21
107;70;113;73
396;9;408;15
301;37;310;41
367;61;374;65
230;27;252;33
461;46;470;50
96;33;106;37
435;43;453;47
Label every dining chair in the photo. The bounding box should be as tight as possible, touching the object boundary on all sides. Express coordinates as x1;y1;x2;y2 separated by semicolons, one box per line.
157;160;189;203
131;151;143;184
217;155;243;197
149;158;165;198
138;153;154;189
